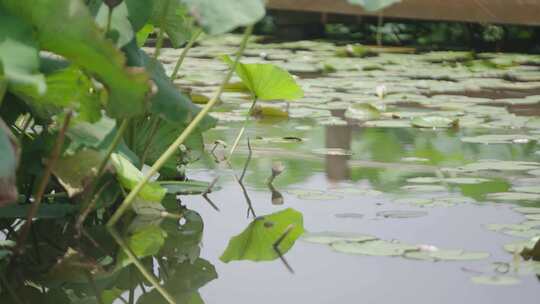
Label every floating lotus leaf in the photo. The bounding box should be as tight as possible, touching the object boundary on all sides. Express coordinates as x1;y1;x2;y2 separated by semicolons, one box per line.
331;240;417;257
376;210;428;219
487;192;540;202
461;134;537;144
404;249;489;261
514;207;540;214
401;185;447;192
344;103;381;121
301;232;376;245
411;116;458;128
457;161;540;172
470;276;520;286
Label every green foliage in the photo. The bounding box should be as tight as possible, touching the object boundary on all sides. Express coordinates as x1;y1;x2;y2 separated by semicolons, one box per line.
1;0;151;119
0;63;6;102
150;0;194;47
0;9;46;95
0;0;265;302
220;208;305;262
95;2;134;47
182;0;265;35
222;55;304;101
0;119;17;206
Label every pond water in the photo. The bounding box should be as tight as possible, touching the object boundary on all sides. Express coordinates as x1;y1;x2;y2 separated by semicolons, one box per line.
6;35;540;304
144;36;540;303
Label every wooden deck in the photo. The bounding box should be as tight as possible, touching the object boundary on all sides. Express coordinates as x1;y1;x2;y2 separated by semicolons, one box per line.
266;0;540;26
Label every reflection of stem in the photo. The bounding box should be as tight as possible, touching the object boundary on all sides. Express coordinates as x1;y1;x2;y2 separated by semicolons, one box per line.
170;28;203;80
0;273;23;304
82;228;111;257
15;111;72;254
76;174;117;238
107;25;254;228
202;194;220;211
239;138;252;182
268;183;284;205
273;224;295;274
238;178;256;218
108;227;176;304
86;271;104;304
235;138;256;217
77;118;128;228
377;12;384;46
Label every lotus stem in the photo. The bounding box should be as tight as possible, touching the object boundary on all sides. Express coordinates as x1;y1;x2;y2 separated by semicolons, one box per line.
107;25;254;227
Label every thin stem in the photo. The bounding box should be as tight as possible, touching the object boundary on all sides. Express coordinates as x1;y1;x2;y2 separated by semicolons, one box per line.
75;119;128;235
97;119;129;179
139;117;161;168
107;25;254;228
106;7;113;34
14;111;72;254
153;0;172;61
17;114;32;140
108;227;175;304
227;97;257;161
86;271;104;304
170;28;203;80
238;176;256;218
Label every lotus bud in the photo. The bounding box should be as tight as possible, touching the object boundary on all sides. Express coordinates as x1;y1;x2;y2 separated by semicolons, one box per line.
376;84;387;99
268;161;285;185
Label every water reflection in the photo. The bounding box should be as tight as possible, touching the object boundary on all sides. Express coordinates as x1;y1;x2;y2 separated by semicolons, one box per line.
0;201;217;304
325;124;352;181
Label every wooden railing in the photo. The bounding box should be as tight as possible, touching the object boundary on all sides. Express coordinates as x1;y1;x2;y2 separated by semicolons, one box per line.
266;0;540;25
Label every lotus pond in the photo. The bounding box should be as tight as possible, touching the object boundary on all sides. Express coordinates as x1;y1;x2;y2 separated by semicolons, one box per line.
4;33;540;303
132;36;540;303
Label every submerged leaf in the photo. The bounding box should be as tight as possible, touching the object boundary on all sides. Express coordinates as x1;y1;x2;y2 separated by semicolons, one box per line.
116;225;167;268
52;149;104;197
0;203;76;219
220;208;304;262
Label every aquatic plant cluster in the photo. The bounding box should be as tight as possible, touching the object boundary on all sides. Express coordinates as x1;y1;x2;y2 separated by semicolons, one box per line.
1;0;540;303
